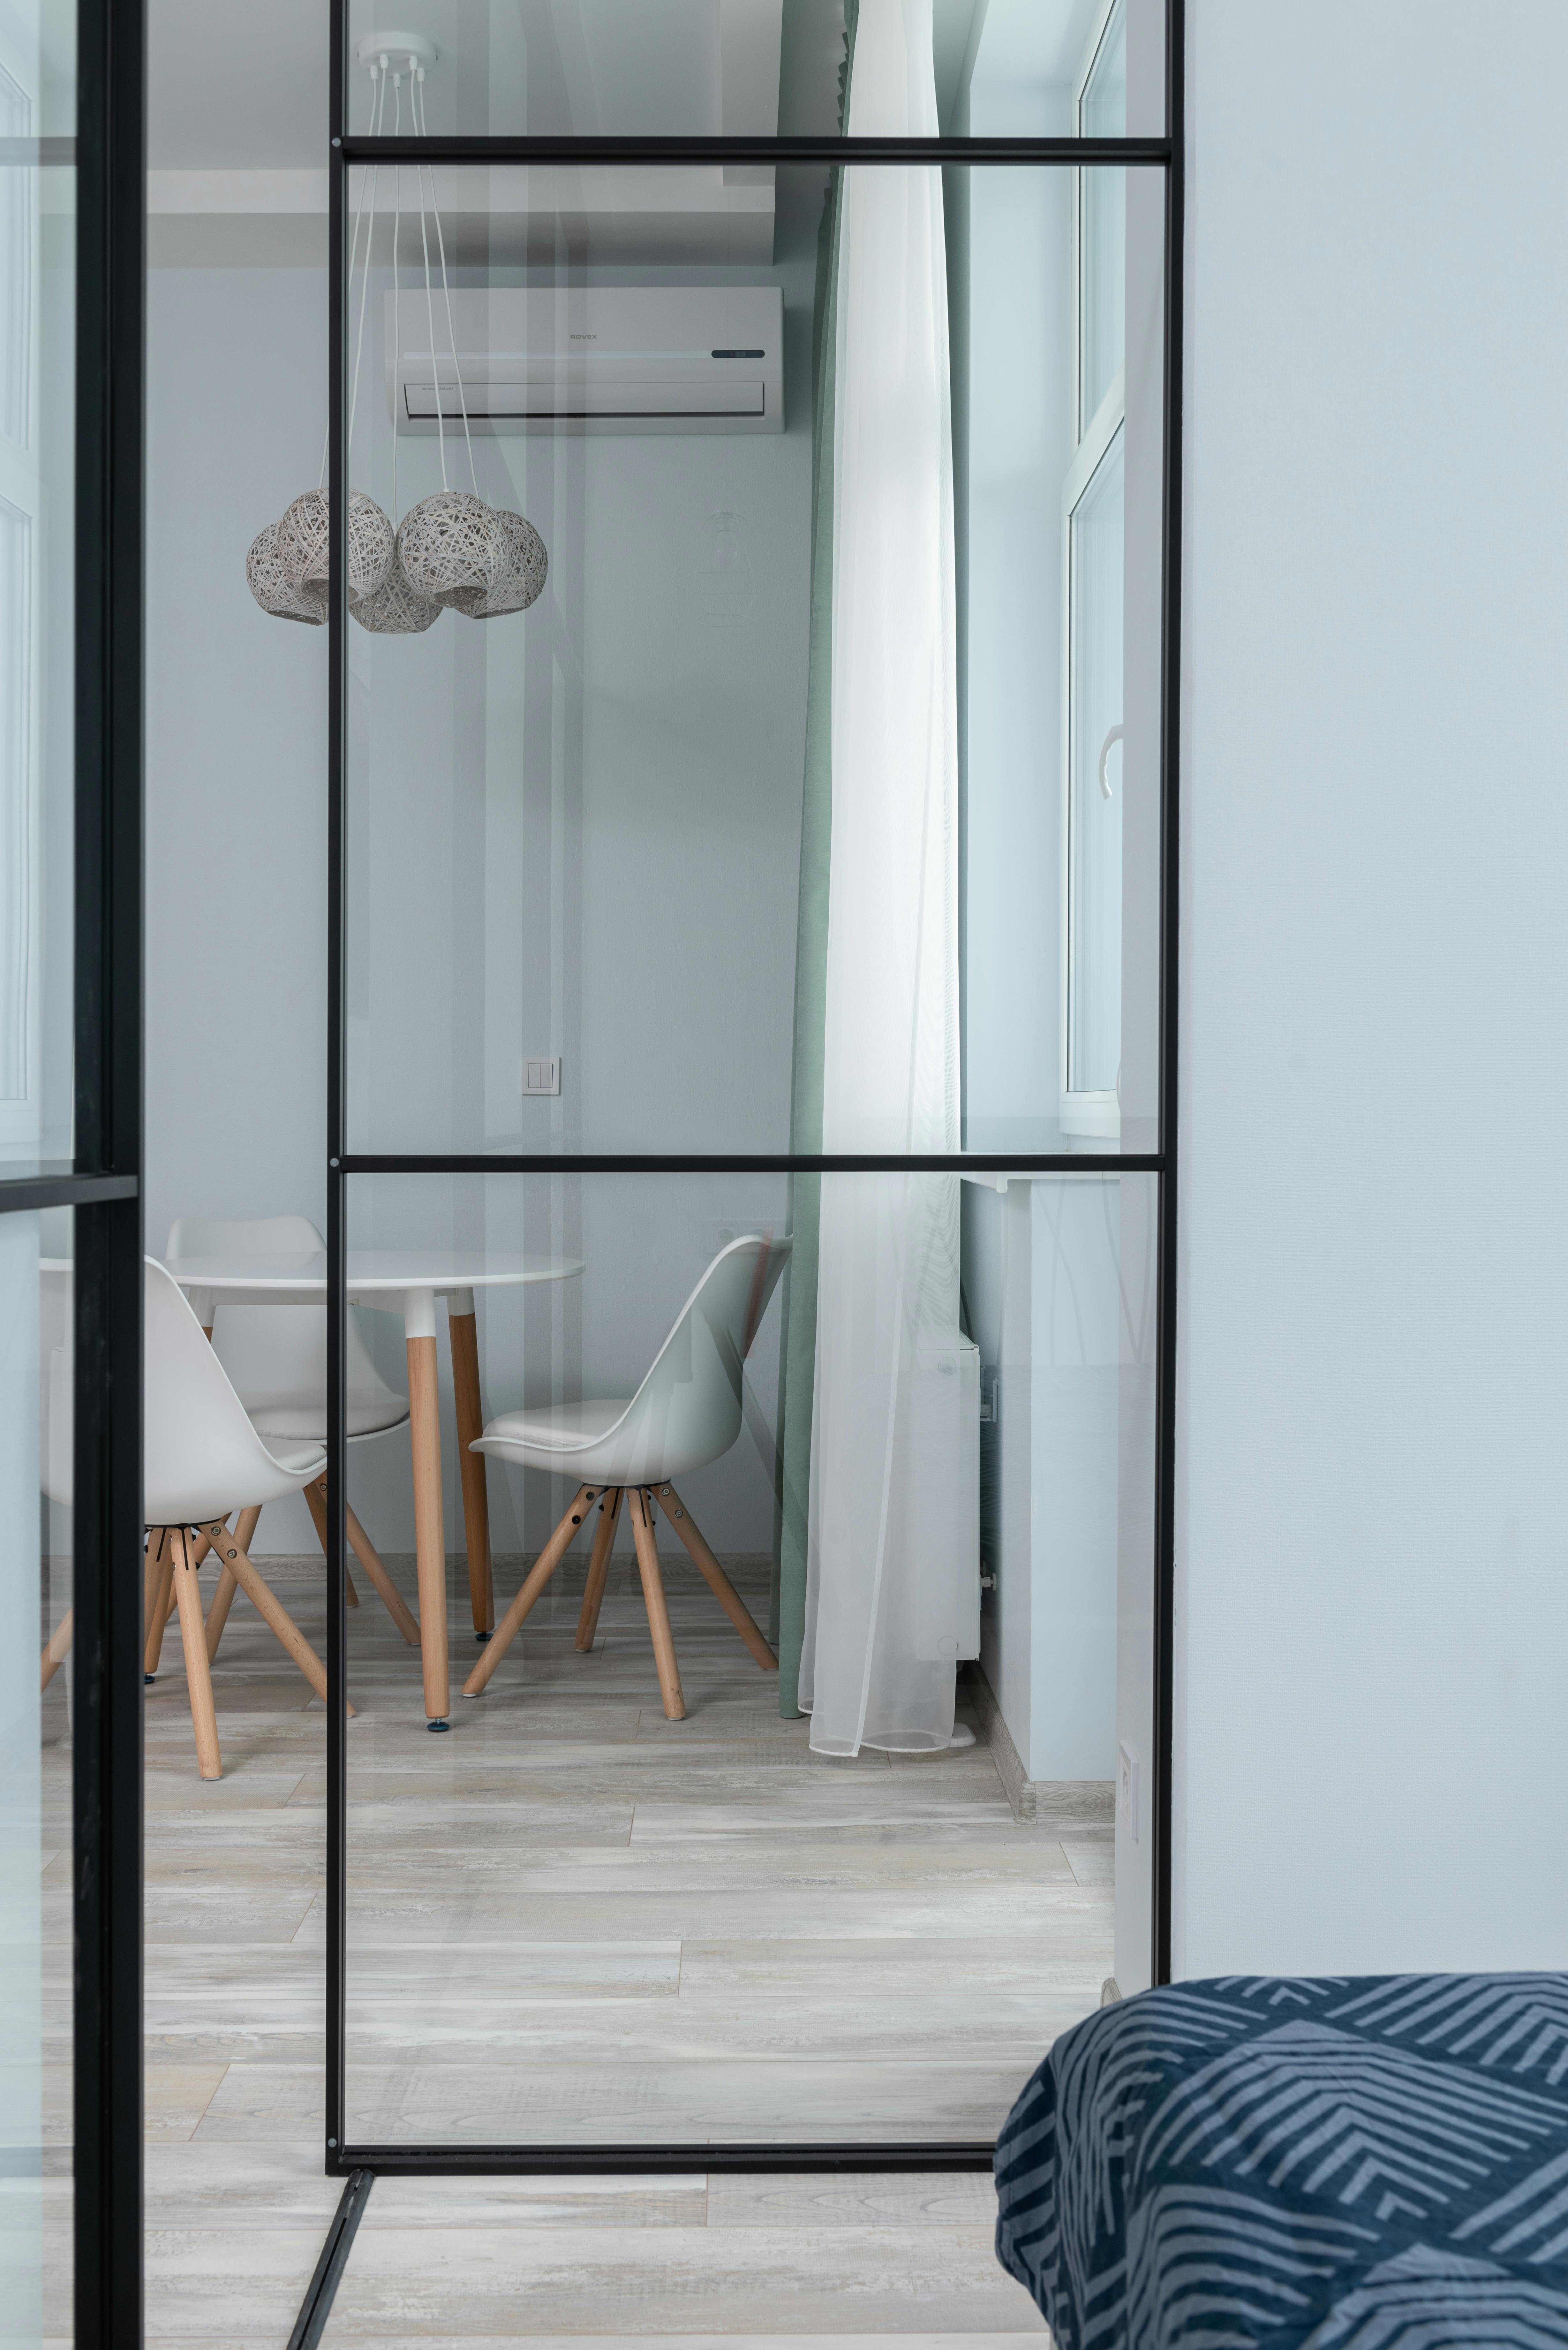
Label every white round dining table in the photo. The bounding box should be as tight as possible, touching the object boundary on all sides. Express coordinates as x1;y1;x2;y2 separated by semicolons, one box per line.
162;1247;584;1724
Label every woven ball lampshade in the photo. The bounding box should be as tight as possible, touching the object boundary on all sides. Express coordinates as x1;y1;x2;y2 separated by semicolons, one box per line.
396;490;546;619
466;507;548;619
246;520;327;624
351;556;443;636
276;487;396;609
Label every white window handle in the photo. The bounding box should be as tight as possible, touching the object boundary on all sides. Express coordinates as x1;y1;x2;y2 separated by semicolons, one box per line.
1097;722;1124;801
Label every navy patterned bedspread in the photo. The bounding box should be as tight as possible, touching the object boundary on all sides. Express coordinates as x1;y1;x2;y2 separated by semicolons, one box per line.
995;1975;1568;2348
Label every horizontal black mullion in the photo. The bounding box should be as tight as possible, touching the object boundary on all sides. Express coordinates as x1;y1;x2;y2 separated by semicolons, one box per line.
338;1153;1161;1177
336;2141;995;2176
336;134;1171;167
0;1171;138;1214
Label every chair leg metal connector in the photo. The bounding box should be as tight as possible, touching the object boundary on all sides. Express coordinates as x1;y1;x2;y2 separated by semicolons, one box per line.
427;1717;450;1732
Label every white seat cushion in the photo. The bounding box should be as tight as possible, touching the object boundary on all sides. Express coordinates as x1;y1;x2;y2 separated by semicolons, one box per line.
473;1397;726;1486
247;1392;409;1443
265;1440;329;1478
478;1399;632;1457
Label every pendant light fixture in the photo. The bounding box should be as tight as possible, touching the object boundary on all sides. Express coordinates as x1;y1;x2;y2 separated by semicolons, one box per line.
393;56;548;622
246;36;547;633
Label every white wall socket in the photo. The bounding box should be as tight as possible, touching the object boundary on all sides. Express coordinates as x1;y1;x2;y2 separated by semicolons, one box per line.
522;1057;561;1096
1118;1741;1140;1844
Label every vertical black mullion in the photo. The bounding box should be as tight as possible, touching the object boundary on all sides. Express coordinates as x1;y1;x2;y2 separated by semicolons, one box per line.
325;0;349;2175
73;0;146;2325
1150;0;1184;1990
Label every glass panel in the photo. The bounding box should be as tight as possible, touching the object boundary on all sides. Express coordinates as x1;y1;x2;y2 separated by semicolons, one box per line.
331;159;1163;1157
1068;425;1123;1102
1078;6;1126;430
342;1;1159;141
0;1209;73;2339
0;0;74;1172
339;1169;1155;2145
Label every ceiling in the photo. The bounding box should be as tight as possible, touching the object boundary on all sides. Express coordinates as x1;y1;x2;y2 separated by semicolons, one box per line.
147;0;854;167
144;0;1011;266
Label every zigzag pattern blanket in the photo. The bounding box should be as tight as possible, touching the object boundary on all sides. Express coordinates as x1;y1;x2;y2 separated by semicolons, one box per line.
995;1975;1568;2348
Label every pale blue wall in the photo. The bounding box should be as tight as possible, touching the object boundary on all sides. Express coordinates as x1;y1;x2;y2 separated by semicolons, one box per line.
1177;0;1568;1972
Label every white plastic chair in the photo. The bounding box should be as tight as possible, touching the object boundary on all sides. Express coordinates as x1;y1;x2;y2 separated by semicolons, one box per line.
43;1259;349;1780
464;1233;790;1719
165;1214;420;1649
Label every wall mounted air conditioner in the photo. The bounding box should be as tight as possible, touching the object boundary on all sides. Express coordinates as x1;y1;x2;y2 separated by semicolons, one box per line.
386;285;784;437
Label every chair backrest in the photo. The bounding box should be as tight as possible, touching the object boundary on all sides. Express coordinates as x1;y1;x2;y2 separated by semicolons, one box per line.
144;1257;322;1523
608;1232;791;1484
165;1213;399;1415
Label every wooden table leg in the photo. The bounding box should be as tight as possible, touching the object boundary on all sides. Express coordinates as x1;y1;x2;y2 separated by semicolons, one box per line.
447;1293;494;1638
406;1299;449;1723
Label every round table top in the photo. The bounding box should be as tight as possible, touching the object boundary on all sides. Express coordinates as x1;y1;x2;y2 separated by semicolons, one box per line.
160;1249;584;1299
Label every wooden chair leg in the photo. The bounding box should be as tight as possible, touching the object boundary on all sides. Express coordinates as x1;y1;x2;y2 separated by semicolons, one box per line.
149;1517;224;1673
653;1483;777;1671
345;1501;421;1646
206;1506;260;1662
574;1487;622;1653
40;1608;73;1692
196;1521;352;1715
170;1527;223;1780
143;1527;165;1633
303;1474;359;1604
463;1484;593;1699
629;1487;685;1721
145;1532;175;1675
205;1569;238;1662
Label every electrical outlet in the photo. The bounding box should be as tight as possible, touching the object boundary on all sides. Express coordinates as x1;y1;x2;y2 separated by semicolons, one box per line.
1118;1741;1140;1845
521;1057;561;1096
704;1218;749;1256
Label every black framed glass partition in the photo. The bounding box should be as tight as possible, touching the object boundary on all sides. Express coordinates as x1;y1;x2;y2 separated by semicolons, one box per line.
0;0;145;2330
321;0;1181;2177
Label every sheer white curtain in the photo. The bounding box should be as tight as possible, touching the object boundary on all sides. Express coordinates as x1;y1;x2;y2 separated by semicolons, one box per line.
797;0;963;1756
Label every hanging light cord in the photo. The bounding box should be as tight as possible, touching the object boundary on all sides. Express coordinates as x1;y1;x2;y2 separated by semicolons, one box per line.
390;67;403;527
346;60;388;457
411;57;448;493
415;67;480;498
319;61;383;492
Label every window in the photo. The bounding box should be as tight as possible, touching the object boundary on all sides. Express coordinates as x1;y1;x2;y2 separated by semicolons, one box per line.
1063;0;1127;1140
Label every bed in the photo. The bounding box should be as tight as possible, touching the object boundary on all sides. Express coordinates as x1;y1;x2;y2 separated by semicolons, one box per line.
995;1974;1568;2347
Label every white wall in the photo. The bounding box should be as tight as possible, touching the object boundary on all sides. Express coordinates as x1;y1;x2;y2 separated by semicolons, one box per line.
1176;0;1568;1974
146;249;813;1558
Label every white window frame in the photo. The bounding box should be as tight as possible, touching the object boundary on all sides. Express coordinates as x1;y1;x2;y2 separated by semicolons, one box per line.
1060;0;1126;1141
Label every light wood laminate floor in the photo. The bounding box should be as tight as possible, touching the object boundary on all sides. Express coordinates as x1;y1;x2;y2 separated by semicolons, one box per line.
47;1541;1107;2342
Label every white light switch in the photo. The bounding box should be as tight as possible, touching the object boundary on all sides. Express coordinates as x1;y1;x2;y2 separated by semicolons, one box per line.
522;1057;561;1096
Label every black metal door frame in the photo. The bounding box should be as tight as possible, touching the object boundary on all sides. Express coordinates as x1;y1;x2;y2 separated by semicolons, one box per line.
323;0;1183;2176
0;0;147;2332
